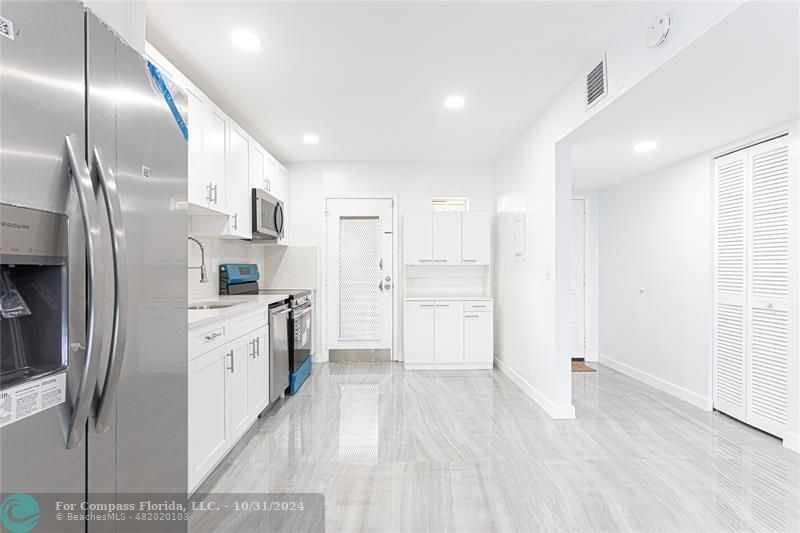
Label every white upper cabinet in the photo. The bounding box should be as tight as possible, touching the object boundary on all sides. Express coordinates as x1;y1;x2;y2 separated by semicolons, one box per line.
185;86;209;208
223;122;252;239
461;212;491;265
250;144;267;192
202;102;228;213
403;212;434;265
433;212;462;265
404;211;491;266
146;42;290;239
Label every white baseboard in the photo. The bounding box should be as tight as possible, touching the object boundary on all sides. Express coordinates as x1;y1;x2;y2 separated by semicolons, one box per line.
404;362;493;370
598;354;713;411
784;432;800;454
494;356;575;419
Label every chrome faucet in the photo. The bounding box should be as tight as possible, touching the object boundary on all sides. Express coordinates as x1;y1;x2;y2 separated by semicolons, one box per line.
188;236;208;283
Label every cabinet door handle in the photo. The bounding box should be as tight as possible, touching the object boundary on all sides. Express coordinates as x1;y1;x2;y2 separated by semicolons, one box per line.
205;332;222;341
255;337;260;357
206;182;213;203
212;184;218;204
232;212;238;230
228;350;235;372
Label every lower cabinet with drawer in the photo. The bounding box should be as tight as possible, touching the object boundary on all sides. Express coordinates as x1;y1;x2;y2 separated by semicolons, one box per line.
403;300;493;369
188;308;270;493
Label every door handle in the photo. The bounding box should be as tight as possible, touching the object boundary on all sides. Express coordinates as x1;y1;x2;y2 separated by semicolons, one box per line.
232;212;238;230
256;336;260;357
228;350;235;372
64;135;106;449
92;145;130;434
211;184;218;204
379;281;384;291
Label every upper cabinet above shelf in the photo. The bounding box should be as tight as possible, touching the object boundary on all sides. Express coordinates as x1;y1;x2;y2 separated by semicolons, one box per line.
404;211;491;266
145;43;289;244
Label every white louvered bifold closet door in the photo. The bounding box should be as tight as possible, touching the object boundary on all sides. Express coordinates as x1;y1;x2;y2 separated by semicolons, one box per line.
746;138;790;436
714;135;791;438
714;149;748;421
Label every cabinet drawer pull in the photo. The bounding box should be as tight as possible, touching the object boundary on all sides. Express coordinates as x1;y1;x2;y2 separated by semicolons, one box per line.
204;332;222;341
465;315;480;318
420;304;435;308
419;259;434;263
463;259;477;263
434;259;448;263
435;304;450;308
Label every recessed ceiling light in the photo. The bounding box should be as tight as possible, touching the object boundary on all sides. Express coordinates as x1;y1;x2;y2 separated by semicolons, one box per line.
231;29;261;51
633;141;657;153
444;94;466;110
302;134;320;145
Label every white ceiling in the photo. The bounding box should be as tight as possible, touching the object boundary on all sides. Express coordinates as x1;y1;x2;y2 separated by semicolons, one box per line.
145;1;661;163
569;1;800;191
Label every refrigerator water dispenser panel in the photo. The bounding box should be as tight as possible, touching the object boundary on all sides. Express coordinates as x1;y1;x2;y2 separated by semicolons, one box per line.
0;204;69;391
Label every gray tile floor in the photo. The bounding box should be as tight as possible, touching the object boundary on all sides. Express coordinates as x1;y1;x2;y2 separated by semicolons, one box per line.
194;362;800;532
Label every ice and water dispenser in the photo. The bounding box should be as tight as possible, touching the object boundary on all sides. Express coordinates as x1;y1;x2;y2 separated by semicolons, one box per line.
0;204;69;395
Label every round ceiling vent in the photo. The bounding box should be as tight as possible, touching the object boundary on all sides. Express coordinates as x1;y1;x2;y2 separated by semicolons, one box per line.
646;14;672;48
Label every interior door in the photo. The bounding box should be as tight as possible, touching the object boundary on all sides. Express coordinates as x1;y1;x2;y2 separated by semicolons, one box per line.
570;199;586;359
326;198;394;353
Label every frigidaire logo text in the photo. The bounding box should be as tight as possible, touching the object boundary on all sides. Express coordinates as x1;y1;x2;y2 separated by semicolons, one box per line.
0;221;30;230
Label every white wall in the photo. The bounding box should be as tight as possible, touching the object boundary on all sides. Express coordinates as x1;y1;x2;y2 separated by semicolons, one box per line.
597;153;713;408
287;161;494;361
492;1;742;419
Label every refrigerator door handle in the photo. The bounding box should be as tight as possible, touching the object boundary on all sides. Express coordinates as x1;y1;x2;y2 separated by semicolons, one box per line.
92;145;129;433
64;135;106;449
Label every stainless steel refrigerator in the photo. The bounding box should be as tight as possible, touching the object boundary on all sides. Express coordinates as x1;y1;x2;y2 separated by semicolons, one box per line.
0;1;187;530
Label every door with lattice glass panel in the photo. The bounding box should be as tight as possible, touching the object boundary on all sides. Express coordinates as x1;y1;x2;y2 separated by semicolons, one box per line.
326;198;394;352
713;135;792;438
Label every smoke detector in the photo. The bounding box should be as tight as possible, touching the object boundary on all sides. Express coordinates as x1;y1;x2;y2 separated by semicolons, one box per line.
646;14;671;48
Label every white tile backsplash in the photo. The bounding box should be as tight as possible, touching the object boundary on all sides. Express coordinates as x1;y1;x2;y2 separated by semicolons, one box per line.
187;235;266;301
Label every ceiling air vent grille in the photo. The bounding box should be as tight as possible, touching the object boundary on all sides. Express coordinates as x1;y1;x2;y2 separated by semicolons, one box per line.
585;55;607;109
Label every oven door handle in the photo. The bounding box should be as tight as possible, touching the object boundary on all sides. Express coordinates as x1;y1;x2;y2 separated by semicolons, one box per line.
292;305;312;319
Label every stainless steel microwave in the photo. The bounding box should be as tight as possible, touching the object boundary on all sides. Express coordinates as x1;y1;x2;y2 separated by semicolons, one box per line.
251;188;285;241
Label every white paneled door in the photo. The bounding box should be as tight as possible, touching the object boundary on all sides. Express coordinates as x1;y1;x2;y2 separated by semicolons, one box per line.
714;135;791;438
326;198;394;352
570;199;586;359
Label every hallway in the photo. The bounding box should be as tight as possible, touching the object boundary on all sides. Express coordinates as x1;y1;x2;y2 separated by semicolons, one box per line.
196;362;800;532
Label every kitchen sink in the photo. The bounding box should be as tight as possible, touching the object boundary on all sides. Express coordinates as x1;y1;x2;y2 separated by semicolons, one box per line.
188;302;242;310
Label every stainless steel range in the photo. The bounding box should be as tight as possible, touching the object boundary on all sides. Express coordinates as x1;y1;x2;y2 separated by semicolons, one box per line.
219;264;313;396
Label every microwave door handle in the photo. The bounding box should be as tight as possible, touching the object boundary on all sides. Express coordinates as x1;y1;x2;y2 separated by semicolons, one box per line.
91;145;129;433
64;135;106;449
275;202;284;237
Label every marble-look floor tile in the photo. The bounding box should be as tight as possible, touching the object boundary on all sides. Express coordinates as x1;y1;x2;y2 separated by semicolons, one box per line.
193;362;800;532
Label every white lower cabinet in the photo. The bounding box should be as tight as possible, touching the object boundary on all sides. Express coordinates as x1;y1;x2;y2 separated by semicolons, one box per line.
403;302;435;364
226;334;251;444
434;302;463;363
464;310;493;364
404;300;492;368
188;309;271;493
247;327;270;419
188;344;228;493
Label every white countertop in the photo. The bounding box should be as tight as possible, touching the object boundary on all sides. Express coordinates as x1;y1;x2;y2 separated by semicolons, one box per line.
188;294;290;328
404;297;493;301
